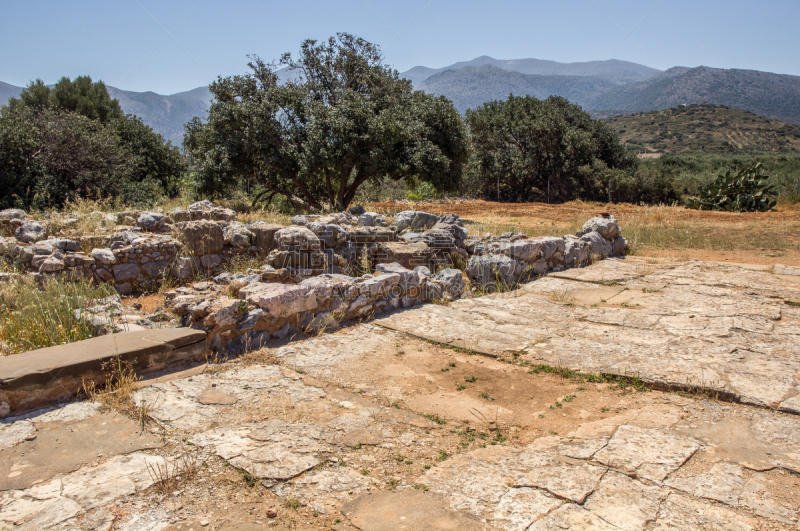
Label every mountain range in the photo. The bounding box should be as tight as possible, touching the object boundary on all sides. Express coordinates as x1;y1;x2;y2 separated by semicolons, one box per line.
2;56;800;144
0;80;212;145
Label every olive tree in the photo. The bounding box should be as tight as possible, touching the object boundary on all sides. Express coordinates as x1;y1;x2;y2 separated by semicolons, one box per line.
184;33;468;211
466;95;636;202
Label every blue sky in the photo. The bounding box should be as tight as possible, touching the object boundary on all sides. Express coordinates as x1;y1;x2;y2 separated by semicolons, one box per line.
2;0;798;94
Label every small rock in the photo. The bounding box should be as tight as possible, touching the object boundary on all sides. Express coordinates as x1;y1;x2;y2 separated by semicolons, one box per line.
39;256;65;273
15;221;47;243
188;200;214;211
91;248;117;265
266;508;277;518
0;208;26;221
137;211;166;232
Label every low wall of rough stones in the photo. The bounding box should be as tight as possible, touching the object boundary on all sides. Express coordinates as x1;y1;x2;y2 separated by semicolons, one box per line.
1;201;626;353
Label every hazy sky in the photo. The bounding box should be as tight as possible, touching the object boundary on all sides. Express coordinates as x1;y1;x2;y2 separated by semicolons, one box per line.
2;0;798;94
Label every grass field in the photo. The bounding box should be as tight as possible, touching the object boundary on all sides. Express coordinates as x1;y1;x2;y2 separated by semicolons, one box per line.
369;199;800;266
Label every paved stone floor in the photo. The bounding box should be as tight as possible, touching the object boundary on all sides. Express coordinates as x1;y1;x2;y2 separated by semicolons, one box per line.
1;258;799;530
378;258;800;412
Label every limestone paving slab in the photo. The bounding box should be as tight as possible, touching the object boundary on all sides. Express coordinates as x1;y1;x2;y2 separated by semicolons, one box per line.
341;490;491;531
0;453;168;531
2;258;800;530
591;425;701;481
0;409;162;491
375;259;800;411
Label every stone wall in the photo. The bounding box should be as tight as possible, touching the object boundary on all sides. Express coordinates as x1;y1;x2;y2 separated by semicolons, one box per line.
165;262;463;353
1;203;626;352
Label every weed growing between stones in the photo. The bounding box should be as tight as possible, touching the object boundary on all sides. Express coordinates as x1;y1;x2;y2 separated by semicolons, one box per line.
146;449;204;495
83;354;139;414
549;287;575;304
465;264;536;298
0;275;116;355
223;254;265;275
423;413;447;425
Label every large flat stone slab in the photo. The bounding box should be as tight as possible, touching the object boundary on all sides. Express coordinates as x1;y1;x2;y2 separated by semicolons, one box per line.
0;328;206;415
0;407;162;491
375;259;800;411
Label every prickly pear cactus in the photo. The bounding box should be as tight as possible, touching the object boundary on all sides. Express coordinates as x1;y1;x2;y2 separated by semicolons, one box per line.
687;163;777;212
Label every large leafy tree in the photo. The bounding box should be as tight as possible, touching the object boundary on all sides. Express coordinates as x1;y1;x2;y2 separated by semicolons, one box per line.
185;33;468;211
1;77;184;208
466;95;636;202
0;107;130;208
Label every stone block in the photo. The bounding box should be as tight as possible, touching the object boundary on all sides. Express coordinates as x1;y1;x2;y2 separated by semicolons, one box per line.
466;255;518;287
247;222;283;255
112;263;140;282
582;215;621;240
374;241;432;269
15;221;46;243
90;248;117;265
0;329;206;416
177;220;225;255
393;210;440;231
242;283;318;318
137;212;166;232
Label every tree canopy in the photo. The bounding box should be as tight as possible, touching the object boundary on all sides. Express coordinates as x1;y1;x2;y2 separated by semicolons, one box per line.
0;77;184;209
8;76;124;123
185;33;468;211
465;95;636;202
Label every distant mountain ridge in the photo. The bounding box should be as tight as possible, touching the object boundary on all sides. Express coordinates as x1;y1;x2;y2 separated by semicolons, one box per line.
105;85;212;145
0;81;211;145
402;56;661;85
412;60;800;127
586;66;800;125
0;82;23;105
417;64;620;113
3;56;800;144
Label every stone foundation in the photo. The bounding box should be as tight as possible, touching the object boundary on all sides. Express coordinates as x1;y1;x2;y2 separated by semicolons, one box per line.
1;203;626;353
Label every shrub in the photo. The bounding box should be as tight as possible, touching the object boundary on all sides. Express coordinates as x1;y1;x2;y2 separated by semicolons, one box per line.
611;166;681;205
686;163;777;212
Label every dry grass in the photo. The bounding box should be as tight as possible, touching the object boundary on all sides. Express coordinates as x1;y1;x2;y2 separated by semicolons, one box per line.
369;200;800;265
236;209;293;225
0;276;118;355
146;450;204;495
39;197;119;237
83;354;139;414
222;254;266;275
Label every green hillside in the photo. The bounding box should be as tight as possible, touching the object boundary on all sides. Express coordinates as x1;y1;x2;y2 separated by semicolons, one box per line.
588;66;800;126
602;105;800;154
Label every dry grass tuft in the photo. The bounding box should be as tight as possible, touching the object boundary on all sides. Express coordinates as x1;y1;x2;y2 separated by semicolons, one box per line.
146;449;204;495
82;354;140;414
237;209;293;225
223;254;266;275
0;276;117;355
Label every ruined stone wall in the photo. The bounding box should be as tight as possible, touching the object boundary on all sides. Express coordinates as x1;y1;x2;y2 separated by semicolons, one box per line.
1;204;626;356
